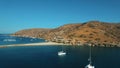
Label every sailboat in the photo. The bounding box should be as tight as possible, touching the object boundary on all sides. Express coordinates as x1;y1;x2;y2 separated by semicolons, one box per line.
58;45;66;56
85;44;95;68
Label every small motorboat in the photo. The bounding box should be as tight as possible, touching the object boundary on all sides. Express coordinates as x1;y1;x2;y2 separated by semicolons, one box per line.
58;51;66;56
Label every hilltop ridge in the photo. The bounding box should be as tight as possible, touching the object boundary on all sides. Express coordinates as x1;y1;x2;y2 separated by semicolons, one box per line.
13;21;120;47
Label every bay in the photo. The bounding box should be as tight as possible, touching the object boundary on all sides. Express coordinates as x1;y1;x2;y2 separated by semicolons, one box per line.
0;46;120;68
0;34;45;45
0;34;120;68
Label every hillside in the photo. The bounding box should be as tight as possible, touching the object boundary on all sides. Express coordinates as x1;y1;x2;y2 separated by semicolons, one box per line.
13;28;51;38
13;21;120;47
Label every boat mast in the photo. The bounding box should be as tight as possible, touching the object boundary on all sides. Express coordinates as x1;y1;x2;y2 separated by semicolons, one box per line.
85;43;95;68
89;44;92;65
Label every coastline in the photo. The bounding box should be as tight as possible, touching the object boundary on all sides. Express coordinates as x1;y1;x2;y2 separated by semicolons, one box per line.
0;42;66;48
11;35;120;48
0;41;119;48
1;35;120;48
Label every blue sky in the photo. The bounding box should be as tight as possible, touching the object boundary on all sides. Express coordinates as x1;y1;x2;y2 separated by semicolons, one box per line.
0;0;120;33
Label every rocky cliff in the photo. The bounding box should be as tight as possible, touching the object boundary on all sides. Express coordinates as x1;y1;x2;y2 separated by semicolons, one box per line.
13;21;120;47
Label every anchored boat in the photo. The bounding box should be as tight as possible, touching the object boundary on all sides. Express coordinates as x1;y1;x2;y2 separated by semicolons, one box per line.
85;44;95;68
58;45;66;56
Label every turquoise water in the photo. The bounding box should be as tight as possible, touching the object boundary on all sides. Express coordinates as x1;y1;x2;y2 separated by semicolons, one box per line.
0;34;120;68
0;34;45;45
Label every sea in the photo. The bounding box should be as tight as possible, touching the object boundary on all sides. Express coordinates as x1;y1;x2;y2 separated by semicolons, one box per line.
0;34;120;68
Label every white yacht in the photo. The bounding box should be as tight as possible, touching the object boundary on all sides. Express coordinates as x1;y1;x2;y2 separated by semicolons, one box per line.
85;64;95;68
58;51;66;56
85;44;95;68
58;45;66;56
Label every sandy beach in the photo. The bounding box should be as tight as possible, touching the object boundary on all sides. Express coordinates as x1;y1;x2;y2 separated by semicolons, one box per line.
0;42;65;48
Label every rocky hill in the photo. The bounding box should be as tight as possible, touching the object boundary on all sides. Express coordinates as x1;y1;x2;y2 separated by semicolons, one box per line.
13;21;120;47
13;28;51;38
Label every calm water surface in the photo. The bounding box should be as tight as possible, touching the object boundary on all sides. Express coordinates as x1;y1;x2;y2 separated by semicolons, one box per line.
0;34;120;68
0;34;45;45
0;46;120;68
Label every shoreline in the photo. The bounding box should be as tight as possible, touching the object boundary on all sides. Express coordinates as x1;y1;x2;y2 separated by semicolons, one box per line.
0;40;119;48
11;35;120;47
0;42;66;48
